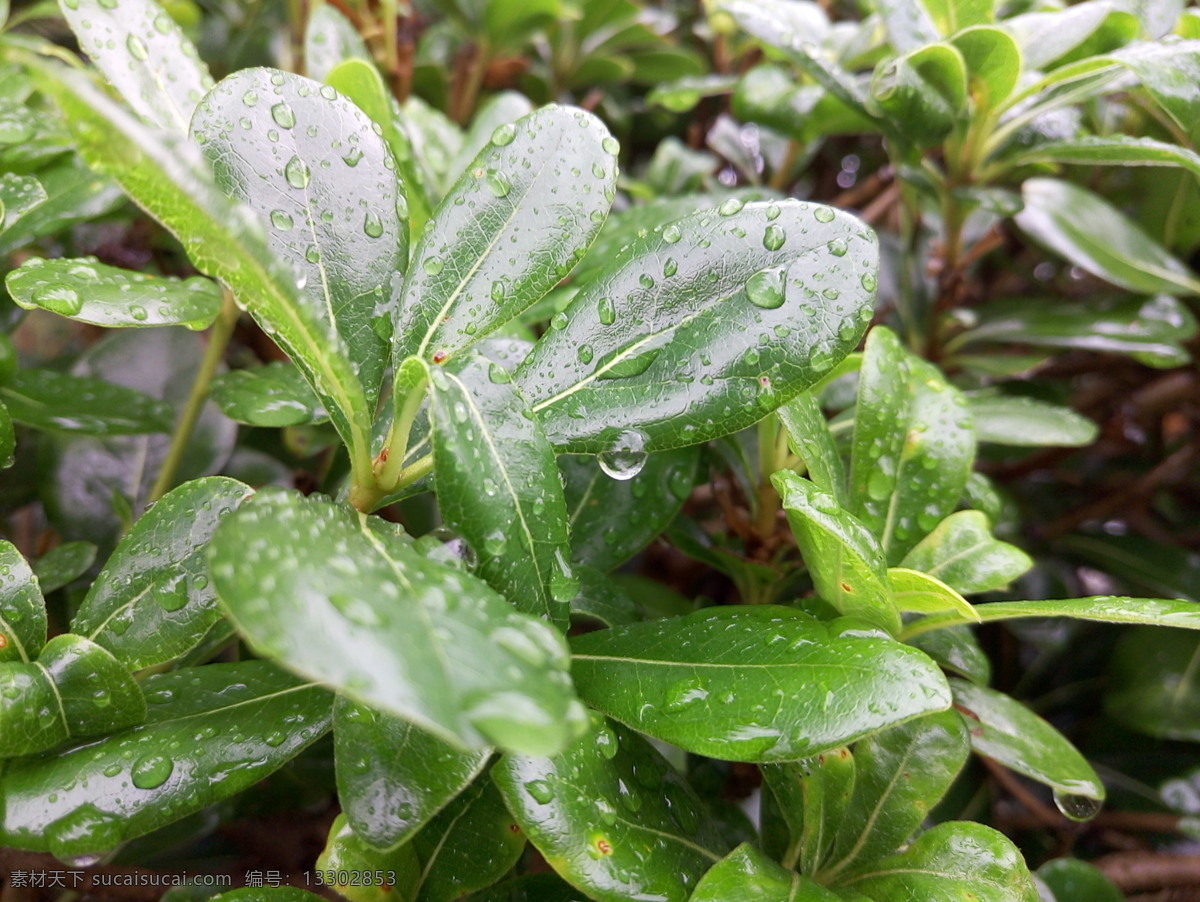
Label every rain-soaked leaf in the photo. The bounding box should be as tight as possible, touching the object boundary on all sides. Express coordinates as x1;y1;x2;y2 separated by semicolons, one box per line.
210;362;328;427
1037;858;1123;902
0;539;46;663
777;391;846;505
0;173;47;234
903;595;1200;636
691;843;841;901
908;625;992;685
318;813;420;901
57;0;214;132
0;662;330;864
0;159;124;260
570;564;643;627
428;353;574;627
517;200;877;454
191;67;405;409
493;715;728;902
570;606;951;762
887;568;979;620
761;748;855;874
333;695;489;851
900;510;1032;595
71;477;250;670
6;256;222;330
209;488;586;755
394;105;616;368
1;369;174;435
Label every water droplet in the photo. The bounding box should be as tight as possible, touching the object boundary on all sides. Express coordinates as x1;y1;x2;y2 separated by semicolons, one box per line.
130;305;148;322
766;203;781;221
828;238;848;257
483;531;507;556
596;798;619;825
284;156;310;189
264;731;286;747
663;258;678;277
663;224;682;244
270;209;293;230
35;286;83;316
763;224;786;251
814;206;836;223
591;163;606;178
719;197;744;216
578;344;594;364
746;269;786;309
491;123;517;147
524;779;555;804
423;256;444;275
270;102;295;129
597;297;616;325
550;312;569;330
488;363;511;384
639;273;655;289
595;724;619;759
47;805;121;867
130;754;174;789
126;34;148;61
363;211;384;238
861;272;878;292
485;170;511;198
602;136;620;155
342;146;364;167
548;551;579;603
1053;790;1103;822
305;246;321;264
242;90;258;107
598;430;648;481
866;469;892;501
664;678;708;713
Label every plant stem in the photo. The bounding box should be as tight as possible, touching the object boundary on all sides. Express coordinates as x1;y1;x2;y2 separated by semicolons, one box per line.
147;291;238;503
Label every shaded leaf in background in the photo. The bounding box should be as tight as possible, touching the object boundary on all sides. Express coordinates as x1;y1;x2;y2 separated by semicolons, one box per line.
1108;627;1200;741
968;394;1097;447
210;362;328;427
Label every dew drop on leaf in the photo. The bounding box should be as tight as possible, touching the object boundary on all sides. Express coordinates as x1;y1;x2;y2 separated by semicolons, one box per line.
598;430;648;481
125;34;148;62
1053;791;1103;822
491;123;517;147
284;156;310;189
130;754;174;790
485;171;512;198
524;779;555;804
270;210;293;231
270;103;295;129
363;212;384;238
763;225;786;251
745;269;785;310
814;206;836;223
663;224;682;244
719;197;744;216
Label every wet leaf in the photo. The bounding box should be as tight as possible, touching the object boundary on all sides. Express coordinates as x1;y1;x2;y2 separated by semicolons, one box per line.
518;200;877;453
908;625;992;685
31;541;96;594
692;843;841;901
904;595;1200;636
0;173;47;234
210;362;328;427
0;158;124;259
191;67;405;410
1;369;173;435
868;43;968;147
57;0;213;132
493;716;728;902
333;695;489;851
570;564;643;627
1009;135;1200;184
950;679;1105;805
968;394;1098;447
6;256;222;329
888;568;979;620
0;662;331;861
71;477;249;670
570;606;951;762
900;510;1032;595
561;447;698;572
318;812;420;902
428;353;573;627
305;3;371;81
0;539;46;663
394;105;615;368
1037;858;1123;902
209;488;585;755
777;392;846;505
761;749;855;874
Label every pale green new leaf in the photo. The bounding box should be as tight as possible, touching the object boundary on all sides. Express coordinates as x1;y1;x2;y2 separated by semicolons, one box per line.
900;510;1032;595
692;844;841;901
0;540;46;663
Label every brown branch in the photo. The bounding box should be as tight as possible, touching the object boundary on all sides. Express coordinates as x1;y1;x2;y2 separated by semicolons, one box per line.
1098;852;1200;894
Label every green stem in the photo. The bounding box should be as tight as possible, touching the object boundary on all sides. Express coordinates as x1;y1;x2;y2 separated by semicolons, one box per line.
147;291;238;503
378;371;429;489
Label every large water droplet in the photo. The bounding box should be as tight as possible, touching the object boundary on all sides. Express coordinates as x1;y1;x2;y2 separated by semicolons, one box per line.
664;678;708;713
719;197;744;216
524;779;555;804
126;34;148;61
284;155;310;189
130;754;174;789
663;224;682;244
270;209;294;231
363;211;384;238
763;224;786;251
485;170;511;198
491;123;517;147
598;430;648;481
597;297;616;326
1053;790;1103;822
271;102;295;129
602;136;620;155
35;286;83;316
814;206;836;223
746;269;785;310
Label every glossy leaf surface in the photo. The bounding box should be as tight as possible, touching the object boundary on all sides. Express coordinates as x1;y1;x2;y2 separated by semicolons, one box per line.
32;633;146;738
887;568;979;620
210;362;328;427
305;3;371;81
317;813;420;902
0;662;331;860
209;488;584;755
72;477;247;669
900;510;1031;595
848;327;974;564
904;595;1200;636
191;67;404;408
968;395;1097;447
833;821;1038;901
7;256;221;329
494;716;727;902
57;0;213;132
1037;858;1123;902
761;749;855;874
333;695;489;850
0;539;46;663
570;606;951;762
429;353;573;627
778;392;846;505
395;105;616;366
570;565;643;627
518;200;877;453
561;447;698;572
1;369;173;435
691;843;840;901
774;471;899;634
950;679;1104;803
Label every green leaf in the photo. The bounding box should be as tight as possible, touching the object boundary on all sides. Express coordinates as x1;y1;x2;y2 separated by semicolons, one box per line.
570;606;951;762
562;447;698;572
191;67;404;410
0;173;47;234
305;3;371;81
0;401;11;469
908;625;991;685
900;511;1032;595
570;564;643;627
1;369;174;435
833;821;1038;901
1107;627;1200;741
968;394;1097;447
950;679;1105;805
0;660;67;756
32;541;96;594
394;105;616;368
325;58;433;239
31;633;146;738
428;353;574;627
212;890;326;902
820;711;970;879
778;392;846;505
733;67;875;143
952;26;1020;113
692;843;841;901
33;63;375;478
1061;531;1200;601
774;472;900;635
868;43;968;147
448;90;535;181
71;477;249;670
493;715;728;902
318;813;420;902
400;96;463;200
1037;858;1123;902
333;695;489;850
888;568;979;620
1015;177;1200;296
1004;2;1133;70
518;200;877;453
0;539;46;663
904;595;1200;637
6;256;222;329
761;749;855;874
467;873;589;900
873;0;941;51
57;0;213;132
0;662;329;861
1008;135;1200;184
209;488;585;755
0;158;124;259
848;327;975;565
410;778;528;901
210;362;328;427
